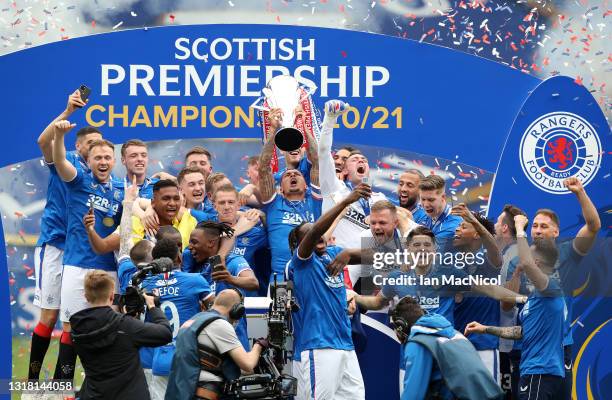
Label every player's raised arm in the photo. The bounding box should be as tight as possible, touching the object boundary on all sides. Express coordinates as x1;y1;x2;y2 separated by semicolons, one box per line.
564;177;601;255
296;106;320;188
451;203;503;268
52;120;78;182
37;90;86;162
515;214;549;291
297;183;371;259
257;108;282;203
318;100;348;196
118;176;140;259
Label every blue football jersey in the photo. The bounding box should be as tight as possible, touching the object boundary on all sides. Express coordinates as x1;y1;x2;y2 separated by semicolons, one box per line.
420;204;462;240
519;278;566;377
381;267;466;324
141;270;211;376
452;251;501;351
291;245;353;355
63;170;124;270
232;221;268;269
389;199;429;227
194;195;216;215
37;152;89;249
116;176;158;200
141;271;212;339
551;240;584;347
262;189;322;279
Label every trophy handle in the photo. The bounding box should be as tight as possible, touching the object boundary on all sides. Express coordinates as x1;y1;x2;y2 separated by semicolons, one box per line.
250;96;270;112
296;77;318;99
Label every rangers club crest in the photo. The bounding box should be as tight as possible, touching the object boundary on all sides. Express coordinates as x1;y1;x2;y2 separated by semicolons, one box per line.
519;112;602;194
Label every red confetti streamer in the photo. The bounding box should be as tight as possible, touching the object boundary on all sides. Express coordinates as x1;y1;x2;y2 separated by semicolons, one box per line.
451;180;461;187
574;76;583;86
169;14;175;22
377;161;391;169
340;50;347;58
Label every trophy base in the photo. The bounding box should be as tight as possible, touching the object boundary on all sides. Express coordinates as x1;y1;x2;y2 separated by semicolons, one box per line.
274;127;304;152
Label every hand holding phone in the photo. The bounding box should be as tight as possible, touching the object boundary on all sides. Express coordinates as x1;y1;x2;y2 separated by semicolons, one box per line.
78;85;92;105
210;255;225;273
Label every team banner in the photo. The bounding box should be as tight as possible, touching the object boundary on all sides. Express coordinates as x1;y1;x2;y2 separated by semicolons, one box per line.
0;24;609;399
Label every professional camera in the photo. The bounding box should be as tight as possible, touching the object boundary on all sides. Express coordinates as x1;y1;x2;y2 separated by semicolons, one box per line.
224;275;298;399
121;257;174;316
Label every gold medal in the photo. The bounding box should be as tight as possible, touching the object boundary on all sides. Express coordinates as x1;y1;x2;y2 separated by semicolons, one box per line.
102;217;115;227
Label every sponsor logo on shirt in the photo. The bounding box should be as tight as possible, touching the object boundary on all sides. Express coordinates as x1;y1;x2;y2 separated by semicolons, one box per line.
344;206;368;229
87;194;119;214
233;246;247;256
281;211;315;225
324;275;344;289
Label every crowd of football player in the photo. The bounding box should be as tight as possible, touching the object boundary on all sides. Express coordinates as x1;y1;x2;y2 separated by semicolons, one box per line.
25;91;601;400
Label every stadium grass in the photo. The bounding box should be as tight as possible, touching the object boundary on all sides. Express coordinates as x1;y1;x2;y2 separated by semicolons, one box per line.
12;336;84;400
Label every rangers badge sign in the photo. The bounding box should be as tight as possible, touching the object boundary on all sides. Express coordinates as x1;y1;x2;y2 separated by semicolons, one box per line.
519;112;602;194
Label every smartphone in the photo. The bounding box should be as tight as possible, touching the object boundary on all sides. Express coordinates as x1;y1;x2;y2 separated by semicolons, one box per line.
78;84;92;104
210;255;225;273
362;176;370;185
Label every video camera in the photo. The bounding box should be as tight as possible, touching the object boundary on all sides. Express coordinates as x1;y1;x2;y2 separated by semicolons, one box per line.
224;275;298;399
121;257;174;317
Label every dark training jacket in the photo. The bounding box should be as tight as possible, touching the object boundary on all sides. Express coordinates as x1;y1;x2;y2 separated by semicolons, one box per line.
70;306;172;400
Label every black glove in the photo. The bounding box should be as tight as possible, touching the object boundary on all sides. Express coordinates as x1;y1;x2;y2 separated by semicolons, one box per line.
255;337;270;349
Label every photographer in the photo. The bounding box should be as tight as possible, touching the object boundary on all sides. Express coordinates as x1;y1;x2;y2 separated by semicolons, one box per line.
391;296;503;400
166;289;268;400
70;270;172;400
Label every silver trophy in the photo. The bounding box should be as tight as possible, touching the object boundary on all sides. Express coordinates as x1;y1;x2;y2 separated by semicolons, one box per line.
251;75;317;152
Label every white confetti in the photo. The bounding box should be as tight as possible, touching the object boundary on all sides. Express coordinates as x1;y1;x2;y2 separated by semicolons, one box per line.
512;177;518;184
112;21;123;30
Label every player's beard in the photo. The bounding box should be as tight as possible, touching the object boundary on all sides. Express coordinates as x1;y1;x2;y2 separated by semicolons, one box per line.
400;196;417;210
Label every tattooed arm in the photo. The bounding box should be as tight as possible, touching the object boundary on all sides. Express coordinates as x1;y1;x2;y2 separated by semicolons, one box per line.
464;321;523;339
258;109;281;203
